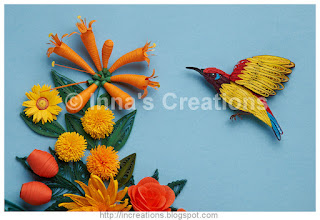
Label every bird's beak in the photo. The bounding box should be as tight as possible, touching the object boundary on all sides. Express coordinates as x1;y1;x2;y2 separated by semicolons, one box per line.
186;67;203;75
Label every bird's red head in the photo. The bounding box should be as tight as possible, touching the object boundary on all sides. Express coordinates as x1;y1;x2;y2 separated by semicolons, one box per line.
186;66;231;93
203;68;229;78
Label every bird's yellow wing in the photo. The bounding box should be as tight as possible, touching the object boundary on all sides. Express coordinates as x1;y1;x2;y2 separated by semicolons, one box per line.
219;82;272;127
230;55;295;97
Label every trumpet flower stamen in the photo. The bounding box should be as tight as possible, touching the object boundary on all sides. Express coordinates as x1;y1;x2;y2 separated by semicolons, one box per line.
52;61;92;74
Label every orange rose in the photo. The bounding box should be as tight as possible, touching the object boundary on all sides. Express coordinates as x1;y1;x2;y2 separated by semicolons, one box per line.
128;177;175;211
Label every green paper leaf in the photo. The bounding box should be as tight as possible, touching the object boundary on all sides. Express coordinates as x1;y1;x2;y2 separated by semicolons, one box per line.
151;169;159;181
5;200;25;211
101;110;137;151
51;70;89;116
98;92;111;107
65;113;97;150
16;156;32;172
43;174;84;200
124;175;135;188
116;153;136;188
167;179;187;198
20;112;65;138
170;206;178;211
48;147;90;184
45;195;72;211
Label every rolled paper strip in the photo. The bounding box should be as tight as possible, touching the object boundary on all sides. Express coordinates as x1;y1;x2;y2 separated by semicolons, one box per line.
103;82;134;109
110;70;159;99
20;181;52;206
27;149;59;178
109;42;156;73
66;83;98;114
111;74;148;90
102;39;114;69
47;34;96;75
76;18;102;72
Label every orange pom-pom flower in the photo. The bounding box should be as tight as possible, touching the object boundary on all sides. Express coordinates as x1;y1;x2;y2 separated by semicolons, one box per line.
27;149;59;178
20;181;52;206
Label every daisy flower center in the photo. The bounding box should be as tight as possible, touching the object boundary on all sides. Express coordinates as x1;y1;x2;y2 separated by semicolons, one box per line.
36;97;49;110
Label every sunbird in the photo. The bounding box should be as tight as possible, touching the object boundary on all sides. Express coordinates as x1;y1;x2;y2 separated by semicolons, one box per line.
187;55;295;140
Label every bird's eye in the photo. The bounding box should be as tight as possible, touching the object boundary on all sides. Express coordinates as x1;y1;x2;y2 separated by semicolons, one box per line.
211;73;215;77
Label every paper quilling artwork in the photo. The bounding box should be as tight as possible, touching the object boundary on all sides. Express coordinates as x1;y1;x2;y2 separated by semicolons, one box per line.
4;5;315;212
5;16;186;212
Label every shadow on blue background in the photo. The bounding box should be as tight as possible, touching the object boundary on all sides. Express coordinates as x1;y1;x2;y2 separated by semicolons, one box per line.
5;5;315;211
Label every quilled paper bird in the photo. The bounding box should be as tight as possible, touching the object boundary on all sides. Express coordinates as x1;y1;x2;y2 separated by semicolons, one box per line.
187;55;295;140
46;16;159;113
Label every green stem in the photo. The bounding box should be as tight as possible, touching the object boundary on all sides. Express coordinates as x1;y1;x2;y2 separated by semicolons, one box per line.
95;85;101;105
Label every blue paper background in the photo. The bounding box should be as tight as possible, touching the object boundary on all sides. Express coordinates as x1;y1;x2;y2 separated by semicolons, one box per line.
5;5;315;211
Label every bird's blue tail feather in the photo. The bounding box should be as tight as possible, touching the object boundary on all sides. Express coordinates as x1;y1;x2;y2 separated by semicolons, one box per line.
267;112;283;140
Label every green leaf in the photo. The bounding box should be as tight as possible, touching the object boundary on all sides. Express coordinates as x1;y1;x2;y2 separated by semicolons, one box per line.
5;200;25;211
151;169;159;181
124;175;135;188
167;179;187;197
20;112;65;138
45;195;72;211
98;92;111;107
43;174;84;200
101;110;137;151
51;70;89;116
48;147;90;184
170;206;178;211
16;156;32;172
65;113;97;150
116;153;136;188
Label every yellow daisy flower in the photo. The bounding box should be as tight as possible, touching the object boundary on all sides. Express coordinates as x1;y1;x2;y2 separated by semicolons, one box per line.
59;174;131;211
81;105;115;139
22;84;62;124
86;145;120;180
55;132;87;162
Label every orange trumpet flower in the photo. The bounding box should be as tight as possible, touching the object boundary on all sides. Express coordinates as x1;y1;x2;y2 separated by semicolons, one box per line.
103;82;134;109
110;69;159;99
66;82;99;114
102;39;114;69
109;42;156;73
46;33;95;75
72;16;102;72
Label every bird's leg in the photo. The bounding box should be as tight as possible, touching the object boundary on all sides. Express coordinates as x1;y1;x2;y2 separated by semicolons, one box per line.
230;111;250;121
